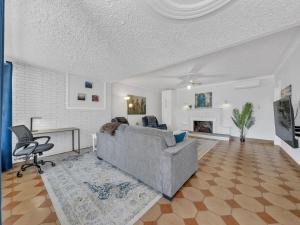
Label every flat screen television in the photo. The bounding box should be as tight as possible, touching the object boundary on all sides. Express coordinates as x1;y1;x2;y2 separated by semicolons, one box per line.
273;96;298;148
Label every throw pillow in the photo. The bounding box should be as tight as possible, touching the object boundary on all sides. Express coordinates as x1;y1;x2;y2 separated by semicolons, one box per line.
174;132;186;143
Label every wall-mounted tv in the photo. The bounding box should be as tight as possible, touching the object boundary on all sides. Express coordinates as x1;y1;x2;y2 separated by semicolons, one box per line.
273;96;298;148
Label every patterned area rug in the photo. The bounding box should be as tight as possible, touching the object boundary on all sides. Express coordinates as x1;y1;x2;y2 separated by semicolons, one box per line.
196;139;219;159
41;150;161;225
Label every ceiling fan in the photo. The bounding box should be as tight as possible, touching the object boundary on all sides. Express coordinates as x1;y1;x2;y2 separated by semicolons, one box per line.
160;73;226;89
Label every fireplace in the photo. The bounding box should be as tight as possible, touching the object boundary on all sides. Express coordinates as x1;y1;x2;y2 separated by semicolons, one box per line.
193;121;213;133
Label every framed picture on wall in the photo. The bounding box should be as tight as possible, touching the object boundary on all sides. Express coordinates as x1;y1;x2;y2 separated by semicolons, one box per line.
195;92;212;108
127;95;146;115
77;93;86;101
66;74;106;110
92;95;99;102
85;81;93;89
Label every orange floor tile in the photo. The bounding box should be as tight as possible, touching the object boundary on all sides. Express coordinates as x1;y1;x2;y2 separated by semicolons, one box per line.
2;140;300;225
2;166;60;225
135;141;300;225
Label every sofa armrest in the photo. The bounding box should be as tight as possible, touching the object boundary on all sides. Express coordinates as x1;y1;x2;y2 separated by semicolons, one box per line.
161;139;198;198
163;139;196;156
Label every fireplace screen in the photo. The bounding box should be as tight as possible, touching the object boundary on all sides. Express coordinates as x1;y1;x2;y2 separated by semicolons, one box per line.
193;121;213;133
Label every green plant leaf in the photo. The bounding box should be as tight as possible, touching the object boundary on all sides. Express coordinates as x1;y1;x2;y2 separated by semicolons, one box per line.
232;102;255;135
231;108;242;129
245;117;255;129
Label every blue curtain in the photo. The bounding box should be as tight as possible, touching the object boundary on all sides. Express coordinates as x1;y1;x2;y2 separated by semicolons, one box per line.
0;0;4;223
1;62;12;172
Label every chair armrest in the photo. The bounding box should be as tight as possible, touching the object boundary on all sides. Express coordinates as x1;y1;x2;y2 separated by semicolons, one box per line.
14;141;38;156
33;136;50;144
158;124;167;130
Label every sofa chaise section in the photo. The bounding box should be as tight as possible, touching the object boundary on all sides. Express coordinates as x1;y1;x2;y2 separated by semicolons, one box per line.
96;125;198;199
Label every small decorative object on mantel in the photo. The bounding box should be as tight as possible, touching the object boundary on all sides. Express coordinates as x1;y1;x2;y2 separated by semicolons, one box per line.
195;92;212;108
231;102;255;143
222;100;231;108
183;104;193;111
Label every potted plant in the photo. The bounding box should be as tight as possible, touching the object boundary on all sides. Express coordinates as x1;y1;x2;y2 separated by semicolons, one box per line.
231;102;255;143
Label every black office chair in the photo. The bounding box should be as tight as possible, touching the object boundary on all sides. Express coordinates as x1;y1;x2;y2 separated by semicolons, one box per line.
142;116;167;130
11;125;55;177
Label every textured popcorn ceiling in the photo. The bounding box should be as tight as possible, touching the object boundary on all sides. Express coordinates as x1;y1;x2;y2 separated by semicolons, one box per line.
5;0;300;81
121;26;300;90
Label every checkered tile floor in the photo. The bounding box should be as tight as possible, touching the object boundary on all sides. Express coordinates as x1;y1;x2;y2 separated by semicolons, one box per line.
2;166;59;225
2;141;300;225
134;141;300;225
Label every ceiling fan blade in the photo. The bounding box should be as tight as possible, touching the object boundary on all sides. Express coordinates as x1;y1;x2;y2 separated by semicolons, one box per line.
158;73;238;81
158;75;184;79
191;81;202;85
190;62;207;74
177;80;187;86
188;73;227;78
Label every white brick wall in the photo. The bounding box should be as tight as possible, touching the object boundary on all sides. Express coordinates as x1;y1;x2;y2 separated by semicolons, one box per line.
12;63;111;159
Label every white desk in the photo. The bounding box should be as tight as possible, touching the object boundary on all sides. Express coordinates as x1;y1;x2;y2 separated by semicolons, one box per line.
33;127;80;154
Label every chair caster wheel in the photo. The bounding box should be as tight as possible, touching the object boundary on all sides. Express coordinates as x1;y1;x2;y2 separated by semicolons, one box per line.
41;161;45;165
17;172;23;177
38;170;44;174
51;162;56;167
21;168;25;171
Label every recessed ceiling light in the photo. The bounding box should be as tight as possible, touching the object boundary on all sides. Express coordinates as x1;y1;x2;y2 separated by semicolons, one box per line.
187;85;192;90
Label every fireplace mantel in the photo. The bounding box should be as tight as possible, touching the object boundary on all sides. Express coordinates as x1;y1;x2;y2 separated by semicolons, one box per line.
188;107;223;111
179;106;231;135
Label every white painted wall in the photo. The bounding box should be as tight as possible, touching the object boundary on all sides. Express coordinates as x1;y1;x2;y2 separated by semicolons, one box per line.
162;90;176;130
12;63;112;159
111;83;162;126
174;77;275;140
274;42;300;164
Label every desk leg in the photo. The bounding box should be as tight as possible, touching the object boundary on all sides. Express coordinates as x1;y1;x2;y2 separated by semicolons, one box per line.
78;129;80;154
72;130;75;151
72;129;80;154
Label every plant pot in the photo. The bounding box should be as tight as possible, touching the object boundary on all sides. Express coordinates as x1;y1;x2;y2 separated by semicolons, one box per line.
240;136;246;143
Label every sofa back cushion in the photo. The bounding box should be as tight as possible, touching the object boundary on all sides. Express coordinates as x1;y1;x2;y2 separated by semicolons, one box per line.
126;126;176;148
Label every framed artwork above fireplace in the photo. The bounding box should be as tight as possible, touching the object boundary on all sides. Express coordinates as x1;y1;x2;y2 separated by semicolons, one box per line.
195;92;212;108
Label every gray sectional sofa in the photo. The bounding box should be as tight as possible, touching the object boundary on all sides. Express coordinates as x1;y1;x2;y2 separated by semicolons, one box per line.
96;124;198;199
